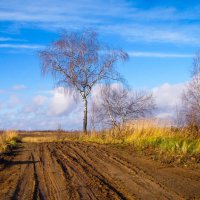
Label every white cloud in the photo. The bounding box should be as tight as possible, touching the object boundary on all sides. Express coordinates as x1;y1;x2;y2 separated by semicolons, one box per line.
0;37;12;41
7;95;21;108
0;82;189;130
0;44;44;49
7;86;82;130
129;51;193;58
21;86;81;117
153;83;185;108
104;23;200;44
33;95;47;106
20;94;48;114
48;87;79;116
91;83;124;103
92;82;186;121
12;84;27;90
152;82;186;120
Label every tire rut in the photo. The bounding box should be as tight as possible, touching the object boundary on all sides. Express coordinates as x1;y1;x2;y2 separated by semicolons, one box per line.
1;142;200;200
10;147;35;200
50;143;127;200
64;142;184;200
36;143;71;200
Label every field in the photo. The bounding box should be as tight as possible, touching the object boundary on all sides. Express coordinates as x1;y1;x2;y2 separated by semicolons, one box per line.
1;134;200;200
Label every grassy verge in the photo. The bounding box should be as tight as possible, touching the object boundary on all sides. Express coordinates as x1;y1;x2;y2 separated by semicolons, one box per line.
75;120;200;165
78;130;200;154
0;131;21;153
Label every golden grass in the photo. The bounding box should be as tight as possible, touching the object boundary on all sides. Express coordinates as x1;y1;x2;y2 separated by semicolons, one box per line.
76;119;200;155
21;132;81;143
0;131;19;153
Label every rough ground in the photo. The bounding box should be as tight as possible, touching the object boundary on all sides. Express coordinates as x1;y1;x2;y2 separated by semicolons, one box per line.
0;142;200;200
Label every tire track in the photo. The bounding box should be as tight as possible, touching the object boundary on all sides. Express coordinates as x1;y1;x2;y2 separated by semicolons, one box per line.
36;143;71;200
57;143;131;199
50;144;125;200
1;142;200;200
89;144;200;199
46;144;81;200
63;142;184;200
10;147;35;200
31;152;45;200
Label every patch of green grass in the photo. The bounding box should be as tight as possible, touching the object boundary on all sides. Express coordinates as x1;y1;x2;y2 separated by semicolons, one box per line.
8;139;18;147
131;136;200;154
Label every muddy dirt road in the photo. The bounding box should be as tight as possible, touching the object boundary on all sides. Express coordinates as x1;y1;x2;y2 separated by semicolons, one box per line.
0;142;200;200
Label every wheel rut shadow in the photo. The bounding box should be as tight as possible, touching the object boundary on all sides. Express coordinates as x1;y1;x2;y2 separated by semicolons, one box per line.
0;146;39;171
0;159;39;166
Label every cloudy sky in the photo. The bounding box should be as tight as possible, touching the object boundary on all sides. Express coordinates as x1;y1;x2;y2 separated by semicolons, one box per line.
0;0;198;130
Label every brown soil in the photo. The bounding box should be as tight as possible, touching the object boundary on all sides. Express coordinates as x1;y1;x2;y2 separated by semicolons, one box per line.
1;142;200;200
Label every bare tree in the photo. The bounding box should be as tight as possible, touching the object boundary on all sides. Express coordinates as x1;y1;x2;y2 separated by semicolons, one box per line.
90;85;155;131
182;52;200;131
39;30;128;133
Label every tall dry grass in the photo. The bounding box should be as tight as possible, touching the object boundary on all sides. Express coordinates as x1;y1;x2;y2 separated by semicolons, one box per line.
0;131;19;153
77;119;200;155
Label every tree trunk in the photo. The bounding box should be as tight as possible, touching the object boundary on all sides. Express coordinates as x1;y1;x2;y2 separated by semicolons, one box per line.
83;97;88;134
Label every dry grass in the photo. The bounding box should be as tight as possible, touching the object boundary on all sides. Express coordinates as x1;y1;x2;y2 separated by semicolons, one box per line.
21;131;81;143
22;136;63;143
77;119;200;155
0;131;20;153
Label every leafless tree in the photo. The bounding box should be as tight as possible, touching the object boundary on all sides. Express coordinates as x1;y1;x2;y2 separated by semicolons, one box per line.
39;30;128;133
90;85;155;131
182;52;200;132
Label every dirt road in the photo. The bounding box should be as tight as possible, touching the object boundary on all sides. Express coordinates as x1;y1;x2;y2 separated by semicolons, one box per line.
0;142;200;200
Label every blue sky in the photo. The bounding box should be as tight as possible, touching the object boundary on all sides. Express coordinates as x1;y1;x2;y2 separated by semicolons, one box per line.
0;0;199;130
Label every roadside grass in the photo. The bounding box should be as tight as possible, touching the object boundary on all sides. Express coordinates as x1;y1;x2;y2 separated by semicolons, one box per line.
77;119;200;156
0;131;21;153
18;119;200;164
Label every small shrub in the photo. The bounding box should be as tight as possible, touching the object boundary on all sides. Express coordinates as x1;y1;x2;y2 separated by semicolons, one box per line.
0;131;19;153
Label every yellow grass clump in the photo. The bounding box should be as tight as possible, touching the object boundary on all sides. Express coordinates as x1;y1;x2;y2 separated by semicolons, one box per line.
0;131;19;153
